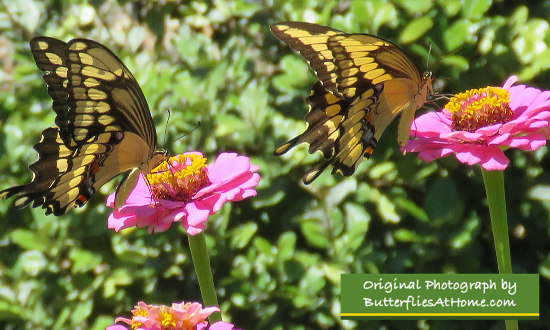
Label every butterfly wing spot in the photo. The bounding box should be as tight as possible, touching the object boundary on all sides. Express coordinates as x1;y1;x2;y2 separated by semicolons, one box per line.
81;66;117;81
364;68;386;80
359;63;378;72
372;74;393;85
76;194;88;206
45;52;63;65
69;41;87;51
343;88;356;98
83;77;100;88
78;52;94;65
88;88;108;100
341;67;359;77
340;77;358;87
35;40;49;50
325;104;341;116
90;161;100;174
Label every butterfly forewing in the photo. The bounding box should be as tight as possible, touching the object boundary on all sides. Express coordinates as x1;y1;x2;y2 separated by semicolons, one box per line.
29;38;72;137
66;39;157;148
270;22;344;97
1;37;163;215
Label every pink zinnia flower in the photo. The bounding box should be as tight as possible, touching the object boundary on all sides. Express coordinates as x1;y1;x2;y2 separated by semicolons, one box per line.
107;300;237;330
107;152;260;235
402;76;550;170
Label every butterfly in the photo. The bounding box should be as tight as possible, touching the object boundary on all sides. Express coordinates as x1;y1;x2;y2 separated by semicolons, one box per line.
0;37;166;216
271;22;434;184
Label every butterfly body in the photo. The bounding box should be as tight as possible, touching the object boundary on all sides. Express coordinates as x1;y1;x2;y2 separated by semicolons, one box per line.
271;22;433;183
1;37;164;215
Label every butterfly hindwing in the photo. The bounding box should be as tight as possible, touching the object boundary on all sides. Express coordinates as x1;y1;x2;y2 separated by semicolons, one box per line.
276;82;383;184
1;127;122;215
301;84;383;184
275;82;350;158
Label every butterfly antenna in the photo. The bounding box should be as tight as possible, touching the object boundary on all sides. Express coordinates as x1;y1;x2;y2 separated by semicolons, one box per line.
438;45;465;62
163;109;171;147
173;121;201;143
426;42;432;69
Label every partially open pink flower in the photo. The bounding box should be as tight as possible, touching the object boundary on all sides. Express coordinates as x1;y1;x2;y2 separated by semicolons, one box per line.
107;300;237;330
402;76;550;170
107;152;260;235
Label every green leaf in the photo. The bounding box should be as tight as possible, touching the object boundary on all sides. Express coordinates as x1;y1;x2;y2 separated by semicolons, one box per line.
399;16;433;44
368;161;396;180
71;300;93;325
325;178;356;207
69;249;102;274
439;0;462;17
440;54;469;70
18;251;47;276
377;194;400;224
449;216;480;249
395;197;429;222
512;19;549;64
397;0;434;14
528;185;550;202
272;55;310;92
103;269;132;297
253;237;275;257
0;300;26;319
461;0;492;19
443;19;475;51
10;229;49;251
343;203;370;251
230;222;258;249
277;231;296;261
300;216;330;249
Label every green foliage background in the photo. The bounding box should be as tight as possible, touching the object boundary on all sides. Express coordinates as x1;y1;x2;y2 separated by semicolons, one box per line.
1;0;549;329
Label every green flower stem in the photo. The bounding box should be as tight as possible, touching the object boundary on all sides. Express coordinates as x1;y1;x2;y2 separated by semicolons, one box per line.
188;233;222;323
480;169;517;330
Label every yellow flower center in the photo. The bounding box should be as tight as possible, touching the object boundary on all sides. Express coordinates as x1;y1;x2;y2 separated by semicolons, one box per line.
130;305;148;330
146;153;209;202
445;86;513;132
160;307;177;328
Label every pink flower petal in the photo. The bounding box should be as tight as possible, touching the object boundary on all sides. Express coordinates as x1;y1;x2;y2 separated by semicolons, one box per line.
488;133;511;145
209;321;237;330
106;326;128;330
502;75;518;90
410;112;452;137
479;151;509;170
182;201;211;235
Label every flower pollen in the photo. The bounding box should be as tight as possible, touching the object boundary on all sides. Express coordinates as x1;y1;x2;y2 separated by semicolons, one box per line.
445;86;512;132
160;306;177;328
129;304;148;330
146;153;210;202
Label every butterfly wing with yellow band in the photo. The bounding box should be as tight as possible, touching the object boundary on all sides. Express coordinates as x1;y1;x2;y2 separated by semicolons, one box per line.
274;82;382;184
0;37;164;215
271;22;433;183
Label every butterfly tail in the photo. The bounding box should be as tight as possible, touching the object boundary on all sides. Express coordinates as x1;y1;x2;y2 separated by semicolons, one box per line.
302;161;332;185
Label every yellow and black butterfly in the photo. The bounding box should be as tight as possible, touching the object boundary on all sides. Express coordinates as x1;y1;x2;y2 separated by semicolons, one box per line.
271;22;433;184
0;37;166;216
